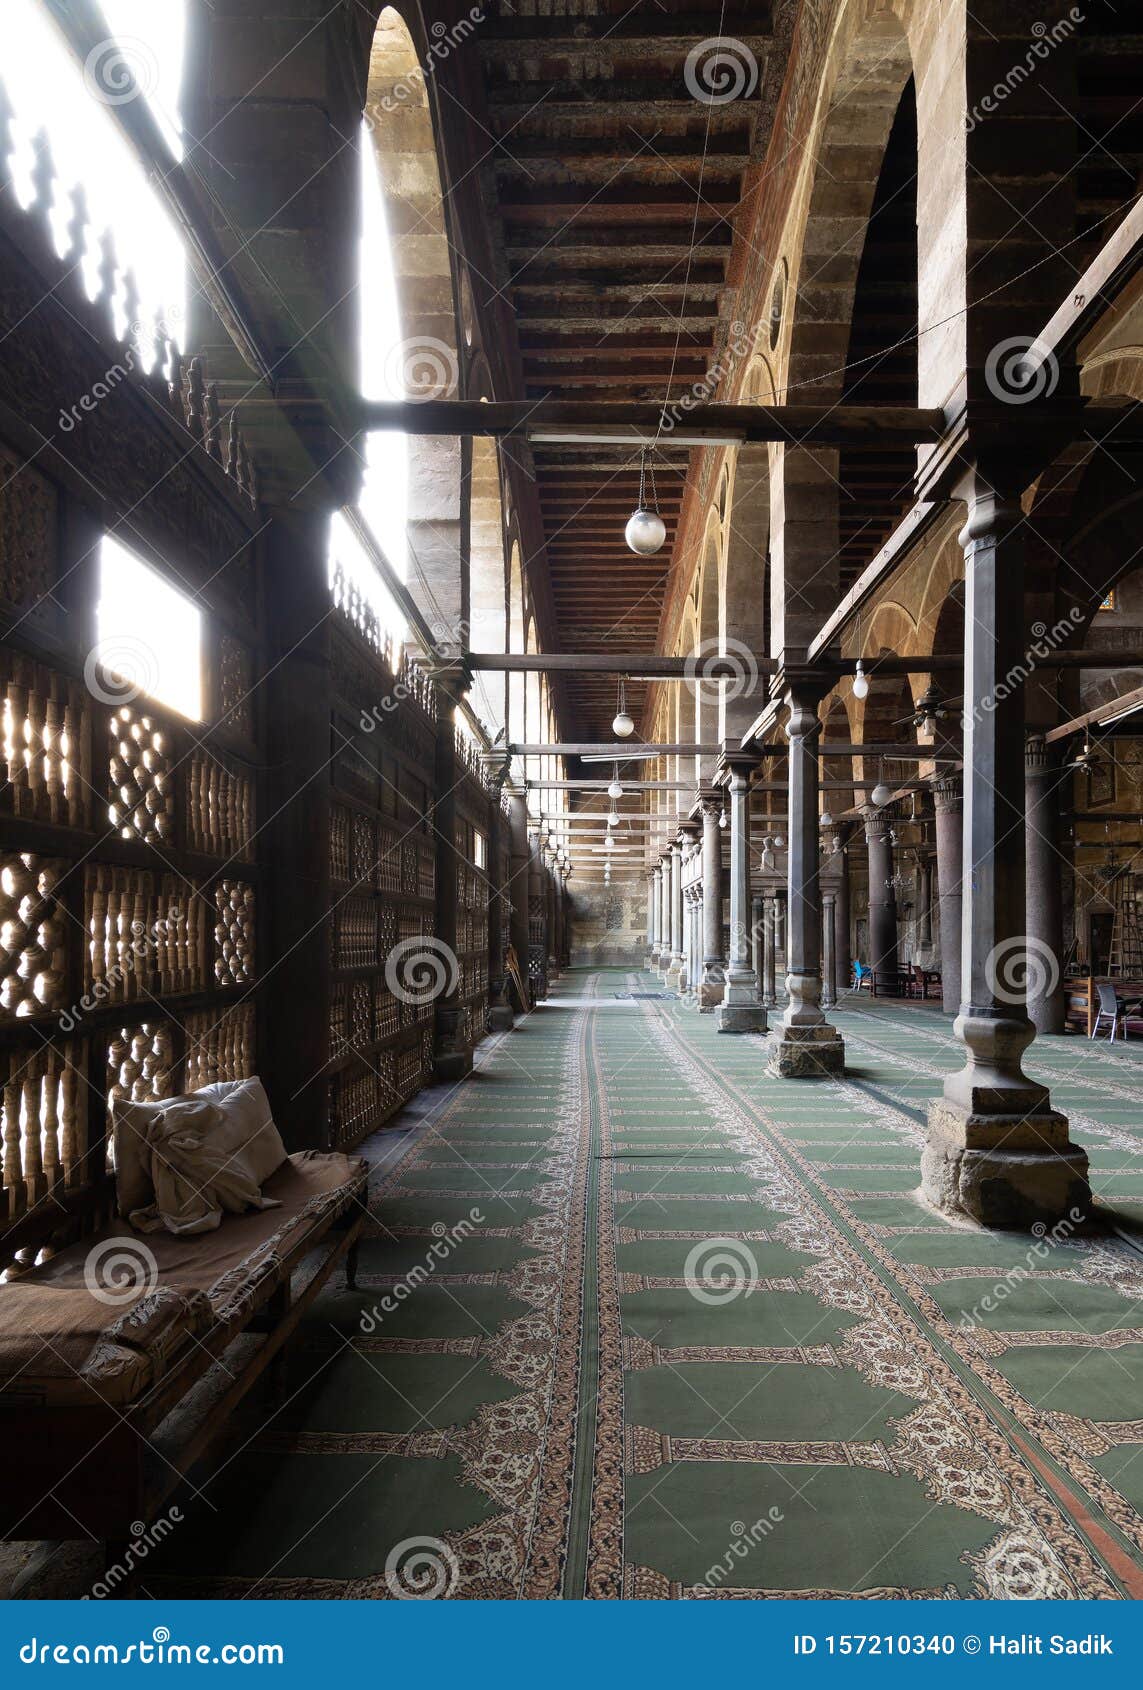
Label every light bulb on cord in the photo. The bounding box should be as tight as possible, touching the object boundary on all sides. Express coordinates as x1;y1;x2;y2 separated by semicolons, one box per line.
772;832;785;850
625;447;666;555
718;809;727;829
612;676;634;738
852;659;869;701
820;810;832;828
607;767;623;800
607;810;620;828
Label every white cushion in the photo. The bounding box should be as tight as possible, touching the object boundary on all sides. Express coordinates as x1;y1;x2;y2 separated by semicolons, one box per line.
111;1077;286;1233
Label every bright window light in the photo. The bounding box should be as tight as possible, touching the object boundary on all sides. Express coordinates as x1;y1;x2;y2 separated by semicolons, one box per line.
96;536;203;721
358;122;408;580
8;0;185;350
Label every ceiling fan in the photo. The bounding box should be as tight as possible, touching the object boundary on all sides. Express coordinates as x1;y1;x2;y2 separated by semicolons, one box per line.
893;685;963;736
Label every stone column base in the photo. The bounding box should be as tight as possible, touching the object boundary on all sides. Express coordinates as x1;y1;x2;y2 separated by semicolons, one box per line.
921;1101;1091;1228
718;1002;768;1034
665;960;684;993
766;1024;845;1077
698;979;725;1012
487;1004;515;1033
645;952;658;971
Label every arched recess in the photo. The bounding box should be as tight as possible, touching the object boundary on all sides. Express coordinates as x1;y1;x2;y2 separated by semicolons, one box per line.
723;353;773;728
693;518;723;779
364;8;464;642
468;418;509;736
772;9;915;656
822;696;856;817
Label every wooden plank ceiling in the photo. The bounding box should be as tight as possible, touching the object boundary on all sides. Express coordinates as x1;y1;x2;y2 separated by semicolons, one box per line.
476;0;773;739
474;4;1143;742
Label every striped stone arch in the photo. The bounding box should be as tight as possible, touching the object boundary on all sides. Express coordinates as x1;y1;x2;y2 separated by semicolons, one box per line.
784;8;914;401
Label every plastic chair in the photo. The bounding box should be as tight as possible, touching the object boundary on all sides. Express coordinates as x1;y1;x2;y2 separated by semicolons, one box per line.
1091;982;1126;1040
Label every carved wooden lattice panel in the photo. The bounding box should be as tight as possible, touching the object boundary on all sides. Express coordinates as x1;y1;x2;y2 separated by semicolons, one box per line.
0;442;57;612
184;1004;255;1091
109;707;175;844
106;1021;176;1107
0;851;70;1022
0;650;90;828
1;1042;86;1222
217;631;254;738
214;879;255;986
187;750;253;859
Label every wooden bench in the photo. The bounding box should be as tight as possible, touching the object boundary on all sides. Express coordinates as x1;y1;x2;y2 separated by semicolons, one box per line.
0;1145;366;1560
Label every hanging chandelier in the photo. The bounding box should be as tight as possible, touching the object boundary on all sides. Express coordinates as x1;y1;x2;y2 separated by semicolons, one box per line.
624;447;666;555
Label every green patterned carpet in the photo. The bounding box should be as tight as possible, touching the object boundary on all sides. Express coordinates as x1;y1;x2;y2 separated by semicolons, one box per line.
148;970;1143;1599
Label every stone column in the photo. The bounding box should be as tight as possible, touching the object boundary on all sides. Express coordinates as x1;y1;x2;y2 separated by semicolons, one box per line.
431;661;473;1081
1025;734;1066;1034
821;891;837;1009
918;855;934;953
921;471;1088;1226
865;811;899;978
666;835;685;992
699;795;727;1010
718;753;767;1033
657;853;672;982
830;829;851;998
506;791;532;1013
933;772;963;1016
768;676;844;1074
762;893;778;1008
646;868;658;969
751;893;765;1001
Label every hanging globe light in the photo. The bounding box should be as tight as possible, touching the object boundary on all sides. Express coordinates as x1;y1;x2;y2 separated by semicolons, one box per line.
607;768;623;800
852;659;869;701
607;809;620;828
625;447;666;555
820;809;832;828
612;676;634;738
871;776;893;808
772;832;785;850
